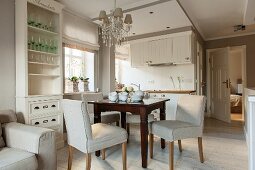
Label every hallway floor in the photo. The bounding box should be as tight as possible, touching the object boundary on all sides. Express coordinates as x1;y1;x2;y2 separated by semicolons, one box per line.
57;118;248;170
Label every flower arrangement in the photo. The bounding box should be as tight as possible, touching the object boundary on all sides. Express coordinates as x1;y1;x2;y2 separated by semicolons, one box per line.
68;76;79;92
122;86;134;93
68;76;79;82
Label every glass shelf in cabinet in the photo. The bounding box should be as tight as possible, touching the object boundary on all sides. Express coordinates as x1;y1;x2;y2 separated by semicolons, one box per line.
28;61;59;67
28;25;59;36
28;73;60;78
28;49;59;56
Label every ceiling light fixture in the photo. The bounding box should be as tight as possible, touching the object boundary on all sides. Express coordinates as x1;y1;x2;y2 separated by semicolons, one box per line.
98;0;133;47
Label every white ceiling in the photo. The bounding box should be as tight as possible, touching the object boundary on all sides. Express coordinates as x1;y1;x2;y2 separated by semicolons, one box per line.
57;0;192;36
179;0;255;40
57;0;255;40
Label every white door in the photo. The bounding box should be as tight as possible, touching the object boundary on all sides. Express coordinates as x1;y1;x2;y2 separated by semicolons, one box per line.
210;48;231;123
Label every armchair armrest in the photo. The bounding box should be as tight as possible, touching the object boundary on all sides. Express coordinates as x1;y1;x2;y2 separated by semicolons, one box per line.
3;122;56;170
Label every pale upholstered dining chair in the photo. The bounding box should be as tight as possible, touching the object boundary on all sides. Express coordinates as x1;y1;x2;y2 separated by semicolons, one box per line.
149;95;206;170
62;99;128;170
81;92;120;125
126;113;155;139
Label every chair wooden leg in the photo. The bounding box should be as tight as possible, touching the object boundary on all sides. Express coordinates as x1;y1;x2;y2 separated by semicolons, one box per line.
86;153;91;170
149;134;154;158
178;140;182;152
68;145;73;170
127;123;130;143
102;148;106;160
198;137;204;163
122;142;127;170
169;141;174;170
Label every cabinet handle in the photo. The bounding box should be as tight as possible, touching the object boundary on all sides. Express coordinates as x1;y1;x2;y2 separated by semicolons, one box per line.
149;61;152;63
43;120;48;123
161;94;165;97
35;122;40;125
51;104;56;108
51;118;56;122
185;57;190;60
34;106;40;110
43;105;48;109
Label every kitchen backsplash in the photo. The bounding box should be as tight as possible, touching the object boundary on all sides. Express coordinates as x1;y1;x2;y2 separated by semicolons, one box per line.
115;59;195;90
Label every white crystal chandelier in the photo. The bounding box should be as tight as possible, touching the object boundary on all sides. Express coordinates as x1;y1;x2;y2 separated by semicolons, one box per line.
98;0;133;47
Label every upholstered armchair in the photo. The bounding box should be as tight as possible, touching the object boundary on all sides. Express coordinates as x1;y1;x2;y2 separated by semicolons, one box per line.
0;110;56;170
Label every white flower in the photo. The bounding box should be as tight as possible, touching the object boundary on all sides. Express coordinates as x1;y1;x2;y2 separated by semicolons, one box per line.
127;86;134;92
122;87;127;92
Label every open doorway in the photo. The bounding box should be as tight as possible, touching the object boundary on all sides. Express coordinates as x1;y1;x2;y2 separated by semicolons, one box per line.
229;47;243;122
206;45;246;123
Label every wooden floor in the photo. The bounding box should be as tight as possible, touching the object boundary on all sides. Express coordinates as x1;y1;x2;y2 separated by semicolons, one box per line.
57;118;248;170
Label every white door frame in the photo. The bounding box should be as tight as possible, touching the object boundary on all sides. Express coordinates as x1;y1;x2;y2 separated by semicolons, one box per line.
206;45;247;119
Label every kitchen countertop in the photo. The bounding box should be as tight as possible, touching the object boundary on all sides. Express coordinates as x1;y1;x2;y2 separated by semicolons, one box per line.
145;90;196;94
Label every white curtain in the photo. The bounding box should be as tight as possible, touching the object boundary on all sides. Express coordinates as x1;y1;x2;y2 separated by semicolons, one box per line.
63;11;99;50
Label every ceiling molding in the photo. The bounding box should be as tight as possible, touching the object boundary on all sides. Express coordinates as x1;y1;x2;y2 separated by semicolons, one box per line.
92;0;173;21
176;0;205;41
205;31;255;41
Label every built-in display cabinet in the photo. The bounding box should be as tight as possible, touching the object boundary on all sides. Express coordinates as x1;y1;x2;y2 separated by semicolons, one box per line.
15;0;64;148
130;31;195;67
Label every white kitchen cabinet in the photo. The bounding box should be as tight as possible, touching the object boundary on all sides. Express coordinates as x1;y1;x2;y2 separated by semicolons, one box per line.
172;33;194;64
130;42;149;67
130;31;194;67
149;93;189;120
148;38;173;65
15;0;64;148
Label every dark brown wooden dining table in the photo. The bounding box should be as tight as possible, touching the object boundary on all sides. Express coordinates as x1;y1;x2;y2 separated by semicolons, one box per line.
88;98;170;168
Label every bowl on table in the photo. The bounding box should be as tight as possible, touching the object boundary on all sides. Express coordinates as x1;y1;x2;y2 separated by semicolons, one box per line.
118;92;128;102
108;92;118;102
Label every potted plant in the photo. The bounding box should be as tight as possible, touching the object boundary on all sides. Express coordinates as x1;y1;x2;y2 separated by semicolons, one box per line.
68;76;79;92
80;77;89;91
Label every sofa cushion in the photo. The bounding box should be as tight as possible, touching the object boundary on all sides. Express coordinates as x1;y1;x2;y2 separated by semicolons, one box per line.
0;147;38;170
0;123;5;148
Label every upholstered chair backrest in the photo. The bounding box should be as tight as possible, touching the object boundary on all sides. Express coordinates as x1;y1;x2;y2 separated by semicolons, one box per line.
62;99;92;153
81;92;104;114
0;110;17;124
176;95;206;127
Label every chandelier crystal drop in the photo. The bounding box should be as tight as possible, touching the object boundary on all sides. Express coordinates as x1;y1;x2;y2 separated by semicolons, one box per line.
98;0;132;47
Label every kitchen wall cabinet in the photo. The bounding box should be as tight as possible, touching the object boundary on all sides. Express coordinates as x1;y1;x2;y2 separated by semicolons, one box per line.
15;0;64;148
130;31;194;67
130;42;148;67
149;93;190;120
172;34;194;64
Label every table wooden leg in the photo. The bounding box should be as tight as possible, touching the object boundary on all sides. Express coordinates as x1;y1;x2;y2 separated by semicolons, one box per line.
160;103;166;149
140;108;148;168
94;104;101;157
121;112;126;129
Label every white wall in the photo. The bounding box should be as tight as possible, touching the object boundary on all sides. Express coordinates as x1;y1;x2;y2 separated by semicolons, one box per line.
116;59;195;90
229;50;242;94
0;0;16;110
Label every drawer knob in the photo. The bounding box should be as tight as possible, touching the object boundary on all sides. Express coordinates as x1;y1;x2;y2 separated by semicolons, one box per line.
35;122;39;125
51;118;56;122
162;94;165;97
51;104;56;108
43;120;48;123
43;105;48;109
34;106;40;110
